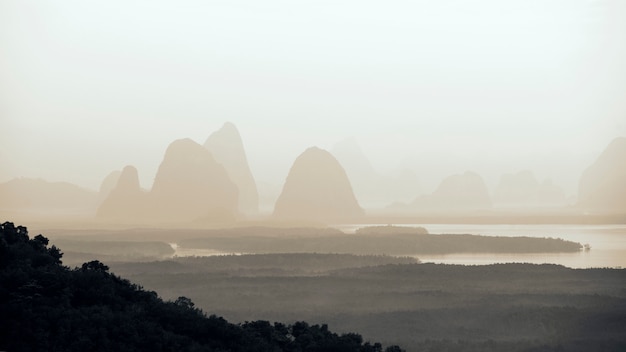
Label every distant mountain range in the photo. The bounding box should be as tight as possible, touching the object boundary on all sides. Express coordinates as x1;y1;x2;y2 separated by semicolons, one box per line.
95;123;260;223
493;170;567;207
0;178;97;213
2;128;624;223
97;138;238;223
410;171;492;211
331;138;421;207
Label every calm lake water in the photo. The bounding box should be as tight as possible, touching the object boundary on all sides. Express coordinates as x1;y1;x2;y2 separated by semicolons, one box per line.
338;224;626;269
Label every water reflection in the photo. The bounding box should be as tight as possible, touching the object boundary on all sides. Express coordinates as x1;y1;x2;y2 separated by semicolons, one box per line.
340;224;626;268
170;224;626;269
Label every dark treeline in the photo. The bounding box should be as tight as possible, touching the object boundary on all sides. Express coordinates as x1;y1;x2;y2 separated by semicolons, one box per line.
41;226;581;266
179;232;582;255
0;222;403;352
53;238;174;263
112;253;419;277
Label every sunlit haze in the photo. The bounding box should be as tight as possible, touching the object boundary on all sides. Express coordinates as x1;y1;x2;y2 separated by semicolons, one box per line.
2;3;626;349
2;0;625;201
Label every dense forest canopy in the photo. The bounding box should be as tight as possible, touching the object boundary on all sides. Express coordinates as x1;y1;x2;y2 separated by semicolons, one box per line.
0;222;403;352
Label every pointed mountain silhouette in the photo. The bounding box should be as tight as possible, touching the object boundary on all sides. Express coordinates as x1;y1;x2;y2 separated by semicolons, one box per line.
150;138;238;222
96;166;147;221
331;138;383;207
273;147;364;222
97;169;122;204
331;138;420;207
204;122;259;215
331;138;379;180
0;178;97;212
578;137;626;212
493;170;566;207
412;171;491;210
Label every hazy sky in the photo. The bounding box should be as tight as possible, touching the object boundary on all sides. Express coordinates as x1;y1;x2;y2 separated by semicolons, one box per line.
1;0;625;198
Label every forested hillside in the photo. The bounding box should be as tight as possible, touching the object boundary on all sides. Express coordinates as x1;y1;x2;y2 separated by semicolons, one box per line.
0;222;402;352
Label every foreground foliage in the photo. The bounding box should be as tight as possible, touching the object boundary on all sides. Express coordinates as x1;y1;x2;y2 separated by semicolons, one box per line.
0;222;402;352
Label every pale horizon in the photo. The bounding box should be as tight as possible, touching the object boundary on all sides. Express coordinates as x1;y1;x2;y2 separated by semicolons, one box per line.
2;0;625;202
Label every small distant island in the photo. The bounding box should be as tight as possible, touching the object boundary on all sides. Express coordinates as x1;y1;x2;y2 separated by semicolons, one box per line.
355;225;429;236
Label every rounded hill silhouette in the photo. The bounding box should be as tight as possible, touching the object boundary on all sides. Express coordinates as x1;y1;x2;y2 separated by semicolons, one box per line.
150;138;238;222
412;171;491;210
273;147;364;222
